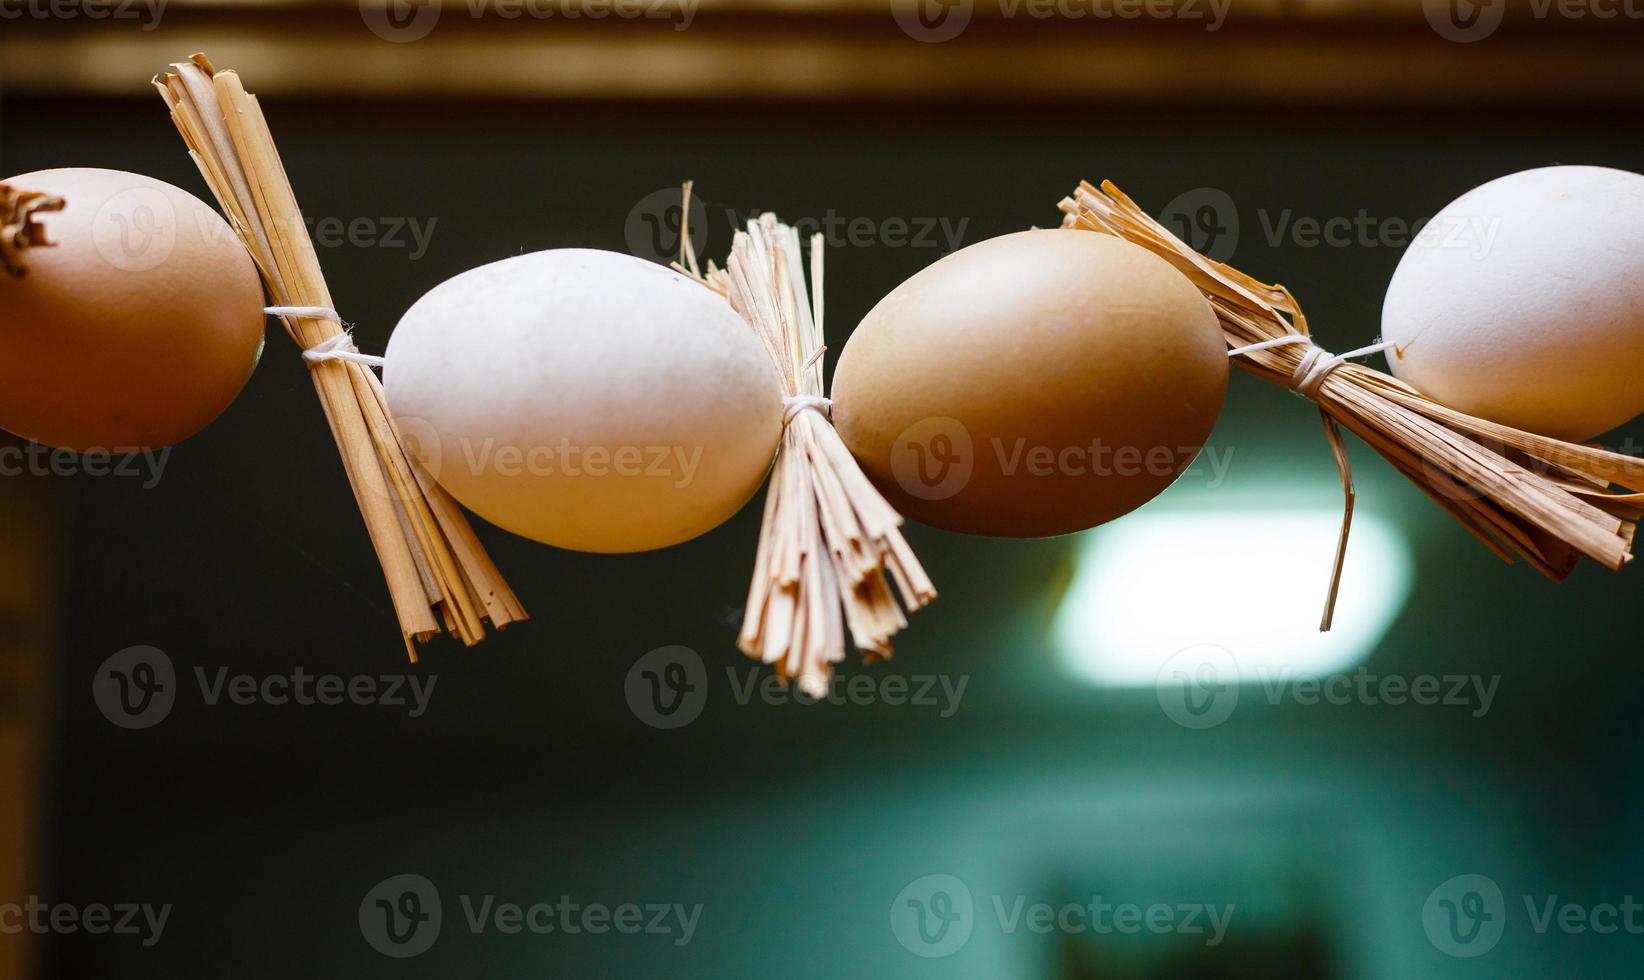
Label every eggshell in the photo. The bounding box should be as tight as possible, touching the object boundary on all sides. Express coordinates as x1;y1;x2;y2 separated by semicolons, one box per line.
832;229;1227;538
384;249;783;553
1382;165;1644;441
0;168;265;450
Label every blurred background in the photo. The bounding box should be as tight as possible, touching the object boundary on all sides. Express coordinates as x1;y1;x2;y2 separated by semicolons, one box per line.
4;1;1644;976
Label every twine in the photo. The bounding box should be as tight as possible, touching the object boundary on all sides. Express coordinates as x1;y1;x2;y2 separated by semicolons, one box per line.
1227;334;1393;399
264;306;388;369
1223;332;1393;631
783;394;832;425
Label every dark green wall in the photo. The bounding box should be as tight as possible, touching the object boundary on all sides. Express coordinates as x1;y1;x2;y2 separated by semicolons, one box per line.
4;93;1644;978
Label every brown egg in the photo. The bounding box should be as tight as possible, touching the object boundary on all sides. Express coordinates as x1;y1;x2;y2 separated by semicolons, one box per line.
0;168;264;450
832;229;1227;537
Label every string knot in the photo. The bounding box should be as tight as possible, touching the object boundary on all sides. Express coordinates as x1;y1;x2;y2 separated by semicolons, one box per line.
1227;334;1392;400
783;395;832;425
265;306;388;369
1223;331;1394;632
1289;346;1339;399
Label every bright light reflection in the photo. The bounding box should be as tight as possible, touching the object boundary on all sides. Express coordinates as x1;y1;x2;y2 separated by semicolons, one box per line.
1053;510;1413;688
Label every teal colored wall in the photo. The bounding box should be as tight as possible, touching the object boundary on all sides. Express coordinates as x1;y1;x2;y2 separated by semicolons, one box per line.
4;94;1643;977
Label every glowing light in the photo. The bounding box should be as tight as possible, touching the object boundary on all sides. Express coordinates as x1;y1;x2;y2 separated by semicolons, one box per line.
1052;510;1413;688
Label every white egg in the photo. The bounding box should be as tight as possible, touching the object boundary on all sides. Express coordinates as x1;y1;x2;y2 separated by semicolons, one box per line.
384;249;782;553
1381;165;1644;441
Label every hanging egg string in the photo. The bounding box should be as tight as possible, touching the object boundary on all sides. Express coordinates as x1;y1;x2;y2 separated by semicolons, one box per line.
1061;179;1644;630
158;53;526;655
1220;332;1397;628
0;182;63;279
672;183;936;697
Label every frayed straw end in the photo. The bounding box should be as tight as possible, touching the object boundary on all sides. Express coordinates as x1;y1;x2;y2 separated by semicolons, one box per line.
0;183;64;278
1061;178;1637;622
688;190;935;692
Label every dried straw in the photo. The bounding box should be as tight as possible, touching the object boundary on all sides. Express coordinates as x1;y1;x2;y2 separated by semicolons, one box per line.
1062;179;1641;627
680;190;935;695
0;183;63;278
155;53;526;656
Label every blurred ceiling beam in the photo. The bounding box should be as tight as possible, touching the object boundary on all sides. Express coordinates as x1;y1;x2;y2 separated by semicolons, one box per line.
3;1;1642;103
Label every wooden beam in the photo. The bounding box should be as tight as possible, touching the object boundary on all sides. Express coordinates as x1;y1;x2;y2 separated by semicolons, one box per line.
3;2;1642;103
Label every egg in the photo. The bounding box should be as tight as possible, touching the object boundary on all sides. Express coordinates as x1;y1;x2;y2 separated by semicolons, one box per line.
0;168;265;450
1382;165;1644;441
384;249;783;553
832;229;1227;538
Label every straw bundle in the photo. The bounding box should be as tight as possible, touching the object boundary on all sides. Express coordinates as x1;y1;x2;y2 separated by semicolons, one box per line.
683;199;935;695
1062;179;1641;626
155;53;526;656
0;184;62;278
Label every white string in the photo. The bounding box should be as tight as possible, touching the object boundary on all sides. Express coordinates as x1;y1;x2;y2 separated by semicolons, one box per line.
783;394;832;425
1226;334;1309;357
264;306;387;369
301;333;387;369
264;305;341;323
1227;333;1393;399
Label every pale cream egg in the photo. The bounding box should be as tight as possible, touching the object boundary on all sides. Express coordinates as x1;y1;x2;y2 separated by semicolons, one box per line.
384;249;783;553
1382;165;1644;441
